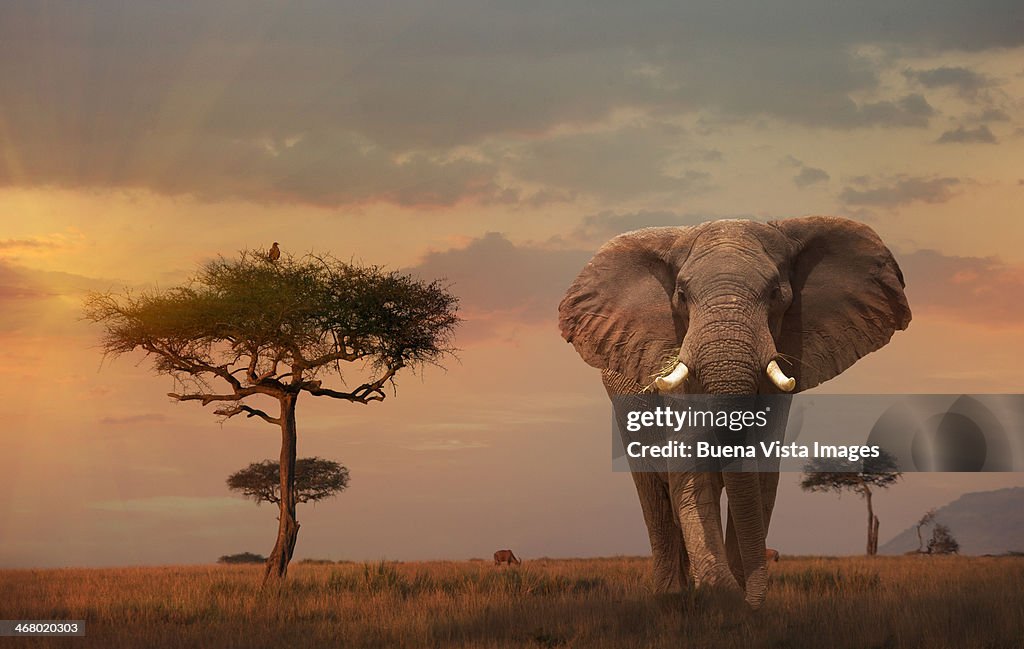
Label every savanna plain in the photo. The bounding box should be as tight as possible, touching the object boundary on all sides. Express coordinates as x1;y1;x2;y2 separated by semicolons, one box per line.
2;556;1021;649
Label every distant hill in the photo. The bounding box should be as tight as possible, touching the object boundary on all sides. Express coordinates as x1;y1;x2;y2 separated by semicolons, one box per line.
880;487;1024;555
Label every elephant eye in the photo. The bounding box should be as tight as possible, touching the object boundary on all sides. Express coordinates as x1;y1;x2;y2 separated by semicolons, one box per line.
770;286;782;301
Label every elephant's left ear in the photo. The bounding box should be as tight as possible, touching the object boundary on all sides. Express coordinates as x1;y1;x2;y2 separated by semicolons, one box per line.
771;216;911;391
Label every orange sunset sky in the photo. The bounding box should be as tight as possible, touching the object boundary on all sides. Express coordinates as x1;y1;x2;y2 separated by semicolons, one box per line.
1;2;1022;567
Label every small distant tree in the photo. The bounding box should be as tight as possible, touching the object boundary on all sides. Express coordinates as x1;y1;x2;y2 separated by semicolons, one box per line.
218;552;267;564
228;457;349;506
800;450;902;556
915;509;937;553
84;249;459;583
927;523;960;555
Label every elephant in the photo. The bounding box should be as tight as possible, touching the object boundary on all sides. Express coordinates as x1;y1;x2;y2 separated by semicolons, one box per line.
558;216;910;609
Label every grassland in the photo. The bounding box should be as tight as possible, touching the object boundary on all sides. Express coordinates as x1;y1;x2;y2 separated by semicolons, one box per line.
2;556;1022;648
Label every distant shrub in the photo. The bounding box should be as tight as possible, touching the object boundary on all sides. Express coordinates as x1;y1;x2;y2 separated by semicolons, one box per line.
217;552;266;564
927;524;960;555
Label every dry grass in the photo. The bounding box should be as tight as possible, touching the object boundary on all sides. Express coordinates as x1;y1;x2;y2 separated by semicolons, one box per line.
2;556;1022;648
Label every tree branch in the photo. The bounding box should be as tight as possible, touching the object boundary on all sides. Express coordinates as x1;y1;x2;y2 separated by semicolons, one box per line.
167;385;277;405
300;364;401;404
168;383;283;426
213;404;281;425
299;348;369;369
142;341;243;391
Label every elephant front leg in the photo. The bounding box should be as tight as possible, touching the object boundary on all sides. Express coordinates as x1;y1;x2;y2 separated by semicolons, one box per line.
632;471;689;593
669;472;741;593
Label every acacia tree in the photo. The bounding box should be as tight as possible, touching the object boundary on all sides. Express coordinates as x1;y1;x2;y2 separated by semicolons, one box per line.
914;508;937;553
84;249;458;582
800;450;902;556
228;457;350;507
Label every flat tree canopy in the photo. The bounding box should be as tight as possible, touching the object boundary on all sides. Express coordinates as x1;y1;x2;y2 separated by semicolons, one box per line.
800;450;902;494
228;457;350;506
84;250;459;411
84;248;459;581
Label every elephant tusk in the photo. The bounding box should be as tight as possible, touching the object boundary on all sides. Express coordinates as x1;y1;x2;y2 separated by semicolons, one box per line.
654;362;689;391
766;360;795;392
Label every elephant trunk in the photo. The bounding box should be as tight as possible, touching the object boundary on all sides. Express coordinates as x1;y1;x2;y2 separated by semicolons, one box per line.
680;296;766;395
670;292;776;607
722;472;768;608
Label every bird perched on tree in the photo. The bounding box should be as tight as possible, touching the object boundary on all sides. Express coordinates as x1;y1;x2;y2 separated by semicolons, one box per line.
268;242;281;262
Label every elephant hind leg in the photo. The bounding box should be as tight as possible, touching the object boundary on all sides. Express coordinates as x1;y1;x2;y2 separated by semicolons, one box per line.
632;472;689;593
725;509;745;589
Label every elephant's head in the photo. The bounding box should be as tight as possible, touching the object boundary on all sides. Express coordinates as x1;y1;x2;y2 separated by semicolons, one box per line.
559;216;910;395
558;216;910;605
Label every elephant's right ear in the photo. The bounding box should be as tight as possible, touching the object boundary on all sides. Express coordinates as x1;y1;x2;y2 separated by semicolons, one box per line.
558;228;690;388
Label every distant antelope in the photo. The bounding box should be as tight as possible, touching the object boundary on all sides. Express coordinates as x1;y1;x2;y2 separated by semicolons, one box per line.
766;548;780;563
493;549;521;566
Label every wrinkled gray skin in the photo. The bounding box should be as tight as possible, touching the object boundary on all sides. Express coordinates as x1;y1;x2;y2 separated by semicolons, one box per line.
558;217;911;609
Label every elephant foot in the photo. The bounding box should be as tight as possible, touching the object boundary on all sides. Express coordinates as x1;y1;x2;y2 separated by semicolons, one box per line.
693;561;742;592
743;566;769;610
691;580;747;613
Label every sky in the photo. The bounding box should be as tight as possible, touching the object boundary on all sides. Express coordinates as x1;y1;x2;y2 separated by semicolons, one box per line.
0;1;1022;567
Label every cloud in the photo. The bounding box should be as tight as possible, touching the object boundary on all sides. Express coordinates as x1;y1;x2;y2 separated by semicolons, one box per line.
89;496;247;514
99;413;169;426
408;233;591;337
2;128;509;208
975;108;1010;122
500;121;715;200
784;157;831;188
0;232;85;263
0;282;51;302
899;249;1024;326
399;439;489;451
853;94;936;128
794;166;831;188
936;125;998;144
0;238;60;251
0;261;115;334
839;175;962;207
904;66;993;99
1;1;1019;204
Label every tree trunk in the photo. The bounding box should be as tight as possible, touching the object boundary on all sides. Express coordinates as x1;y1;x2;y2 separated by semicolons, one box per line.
871;515;880;555
264;393;300;584
864;485;876;556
